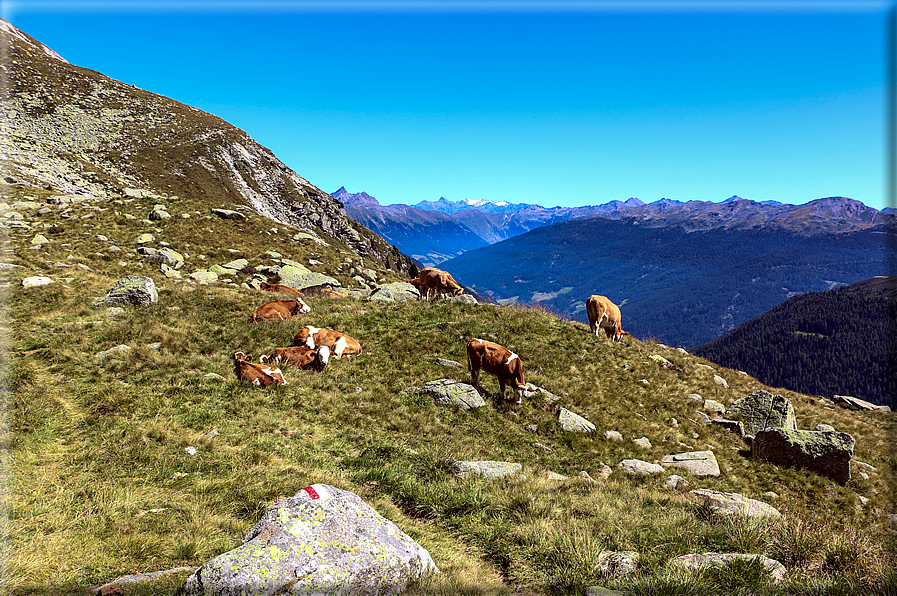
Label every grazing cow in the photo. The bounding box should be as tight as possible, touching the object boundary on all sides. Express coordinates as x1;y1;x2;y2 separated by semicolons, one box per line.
292;326;361;359
260;345;330;371
466;338;527;404
586;295;629;342
419;267;464;300
233;351;286;387
301;284;349;299
250;299;311;322
260;281;304;299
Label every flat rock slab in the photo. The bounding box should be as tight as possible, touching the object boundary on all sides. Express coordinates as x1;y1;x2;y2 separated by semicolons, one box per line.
22;276;54;288
669;552;786;583
618;459;664;475
404;379;486;410
452;460;521;479
686;489;782;518
210;208;246;220
557;407;595;432
183;484;438;596
660;451;720;477
278;264;340;290
368;282;420;303
832;394;891;412
752;428;855;485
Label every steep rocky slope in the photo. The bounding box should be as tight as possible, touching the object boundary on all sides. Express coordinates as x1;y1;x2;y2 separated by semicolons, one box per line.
0;19;413;276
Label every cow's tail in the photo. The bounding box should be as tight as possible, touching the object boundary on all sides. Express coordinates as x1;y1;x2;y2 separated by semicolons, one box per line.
259;353;269;364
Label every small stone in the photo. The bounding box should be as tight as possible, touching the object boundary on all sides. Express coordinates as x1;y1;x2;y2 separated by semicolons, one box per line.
617;459;663;475
203;373;226;381
22;276;54;288
665;475;688;489
712;375;729;388
633;436;652;449
579;471;598;484
604;430;623;441
185;446;197;456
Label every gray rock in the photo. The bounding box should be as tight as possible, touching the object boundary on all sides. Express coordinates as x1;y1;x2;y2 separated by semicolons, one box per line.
182;484;438;596
403;379;486;410
752;428;855;485
557;408;595;433
149;207;171;220
135;233;155;244
815;423;836;432
832;394;891;412
93;276;158;307
22;276;54;288
93;567;196;593
544;471;567;481
725;390;797;436
203;373;226;381
436;358;462;369
452;460;521;479
703;399;727;414
30;233;49;245
597;551;639;577
138;247;184;268
710;418;745;437
649;355;673;368
712;374;729;388
367;282;420;304
210;208;246;220
686;489;782;518
579;471;598;483
597;465;613;479
106;307;126;317
604;430;623;441
190;271;219;284
665;475;688;489
632;436;652;449
278;264;340;290
222;258;249;271
95;344;131;359
617;459;663;475
696;412;711;424
669;552;786;584
660;451;720;477
585;586;627;596
448;294;478;304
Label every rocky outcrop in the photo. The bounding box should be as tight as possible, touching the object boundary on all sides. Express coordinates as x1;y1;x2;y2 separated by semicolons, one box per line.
92;276;158;307
660;451;720;477
183;484;438;596
725;390;796;437
403;379;486;410
752;428;855;485
0;19;415;276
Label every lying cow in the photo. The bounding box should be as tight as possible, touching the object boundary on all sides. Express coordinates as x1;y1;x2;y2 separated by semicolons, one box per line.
233;351;286;387
586;295;629;342
292;326;361;359
259;281;304;299
250;299;311;322
466;338;527;404
260;345;330;371
419;267;463;300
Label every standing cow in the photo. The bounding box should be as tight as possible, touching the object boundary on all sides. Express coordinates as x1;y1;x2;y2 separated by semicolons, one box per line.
466;338;528;404
419;267;464;300
586;295;629;342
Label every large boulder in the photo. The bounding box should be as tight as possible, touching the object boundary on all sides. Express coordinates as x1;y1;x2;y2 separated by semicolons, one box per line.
92;276;158;307
832;394;891;412
138;247;184;269
183;484;438;596
724;390;796;437
403;379;486;409
686;489;782;518
752;428;855;485
368;282;421;304
557;407;595;433
278;263;340;290
660;451;720;477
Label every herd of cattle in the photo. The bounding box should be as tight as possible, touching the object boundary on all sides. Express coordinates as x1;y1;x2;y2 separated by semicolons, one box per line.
233;267;629;403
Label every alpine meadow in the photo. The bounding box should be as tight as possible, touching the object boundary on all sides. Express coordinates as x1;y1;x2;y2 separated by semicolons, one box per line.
2;16;896;596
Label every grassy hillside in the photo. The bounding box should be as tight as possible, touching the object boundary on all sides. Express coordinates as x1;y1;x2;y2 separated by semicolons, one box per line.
692;277;897;409
4;184;897;596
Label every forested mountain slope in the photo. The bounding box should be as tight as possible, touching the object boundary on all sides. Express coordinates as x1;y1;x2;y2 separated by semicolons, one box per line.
692;276;897;409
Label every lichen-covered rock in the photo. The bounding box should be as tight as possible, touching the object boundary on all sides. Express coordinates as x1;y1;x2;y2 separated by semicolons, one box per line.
712;374;729;388
367;282;420;304
597;551;639;577
448;294;477;304
557;407;595;433
686;489;782;518
832;394;891;412
725;390;796;436
221;258;249;271
752;428;855;485
92;276;158;307
660;451;720;477
22;275;54;288
278;264;340;290
183;484;438;596
403;379;486;410
703;399;726;414
138;247;184;268
135;233;155;244
669;552;786;583
649;355;673;368
452;461;521;479
210;208;246;220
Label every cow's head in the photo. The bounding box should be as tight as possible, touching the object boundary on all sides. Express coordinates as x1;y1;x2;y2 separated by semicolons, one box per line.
317;346;331;368
234;351;248;362
613;330;630;342
451;286;464;296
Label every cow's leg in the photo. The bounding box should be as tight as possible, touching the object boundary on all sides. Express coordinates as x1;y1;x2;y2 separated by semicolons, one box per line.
471;367;480;392
498;378;506;402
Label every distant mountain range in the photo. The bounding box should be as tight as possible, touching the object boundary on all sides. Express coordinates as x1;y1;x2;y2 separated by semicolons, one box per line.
692;276;897;408
437;196;895;348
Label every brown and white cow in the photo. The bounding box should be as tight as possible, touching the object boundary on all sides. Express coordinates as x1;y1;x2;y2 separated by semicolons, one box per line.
292;326;361;359
586;295;629;342
419;267;464;300
466;338;528;404
250;299;311;322
233;351;287;387
259;281;304;299
260;345;330;371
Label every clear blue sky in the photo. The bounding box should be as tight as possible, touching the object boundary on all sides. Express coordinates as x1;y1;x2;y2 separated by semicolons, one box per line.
4;1;893;209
